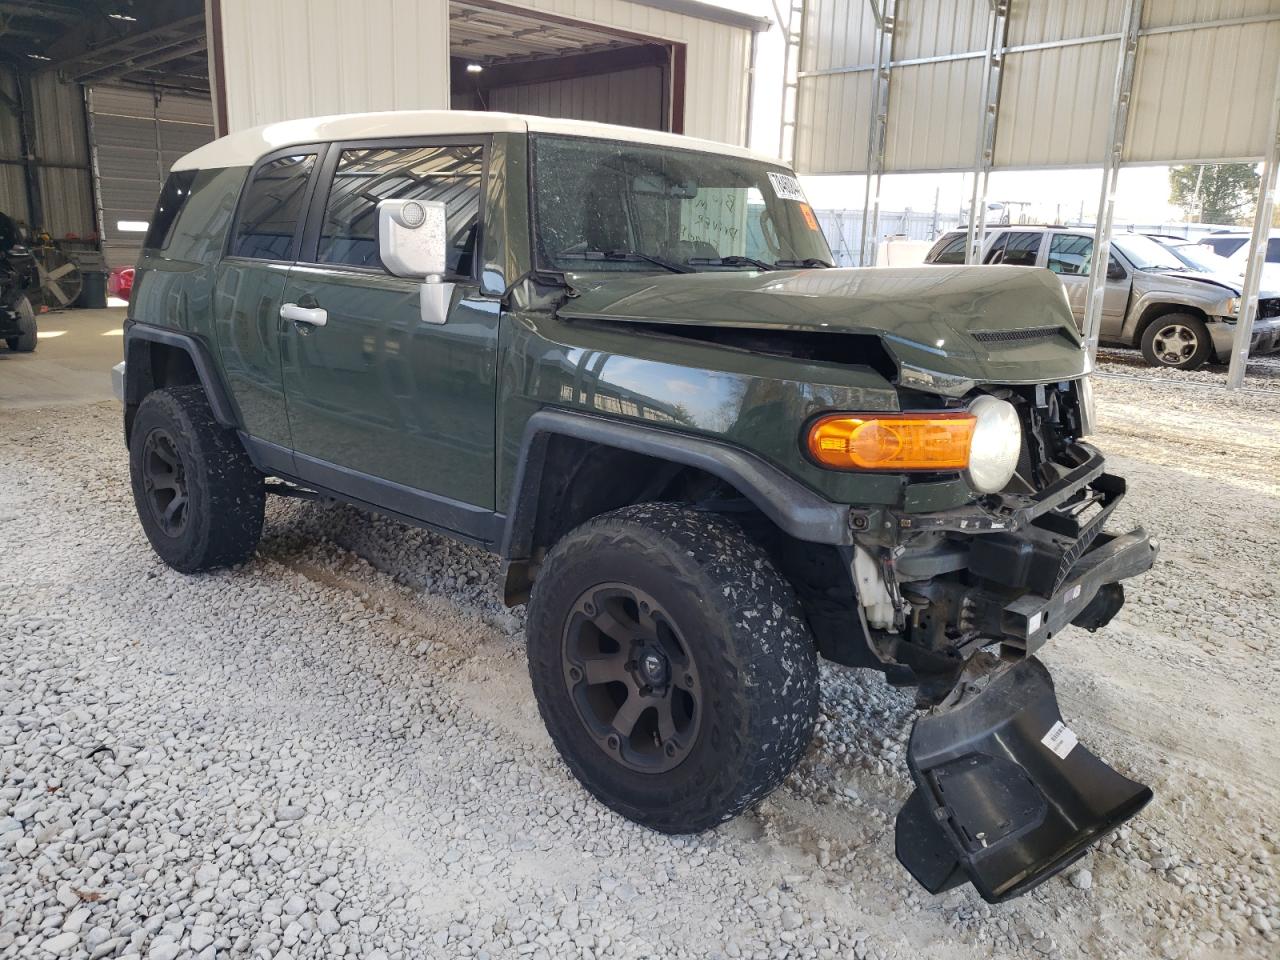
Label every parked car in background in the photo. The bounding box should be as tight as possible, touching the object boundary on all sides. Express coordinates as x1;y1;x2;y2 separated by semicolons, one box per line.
108;266;135;302
924;226;1280;369
1224;232;1280;286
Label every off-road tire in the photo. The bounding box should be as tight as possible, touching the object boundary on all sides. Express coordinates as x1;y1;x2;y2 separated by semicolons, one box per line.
1139;312;1212;370
526;502;819;833
4;297;36;352
129;385;265;573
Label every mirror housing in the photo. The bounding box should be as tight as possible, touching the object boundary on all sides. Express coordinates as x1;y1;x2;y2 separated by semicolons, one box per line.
1106;259;1126;281
377;199;448;278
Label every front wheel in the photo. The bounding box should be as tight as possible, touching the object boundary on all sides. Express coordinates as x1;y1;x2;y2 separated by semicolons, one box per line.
525;503;819;833
5;297;36;352
1140;313;1212;370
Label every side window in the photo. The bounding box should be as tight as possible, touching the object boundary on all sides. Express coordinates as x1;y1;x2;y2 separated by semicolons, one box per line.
1001;231;1042;267
164;167;247;263
317;144;484;274
230;153;317;260
983;233;1009;264
1267;237;1280;264
144;170;197;251
932;234;967;264
1047;234;1093;276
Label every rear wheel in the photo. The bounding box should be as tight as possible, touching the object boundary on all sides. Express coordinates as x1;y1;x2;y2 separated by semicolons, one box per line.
1140;312;1212;370
129;385;265;572
4;297;36;352
526;502;819;833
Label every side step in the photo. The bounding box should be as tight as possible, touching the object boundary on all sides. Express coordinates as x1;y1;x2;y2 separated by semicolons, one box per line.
895;656;1151;903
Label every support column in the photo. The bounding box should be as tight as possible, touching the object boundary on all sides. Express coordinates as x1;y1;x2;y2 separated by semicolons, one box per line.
1225;54;1280;389
965;0;1009;264
859;0;895;267
1082;0;1143;362
778;0;807;164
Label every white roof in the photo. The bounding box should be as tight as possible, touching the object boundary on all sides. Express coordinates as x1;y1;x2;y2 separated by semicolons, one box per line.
172;110;786;172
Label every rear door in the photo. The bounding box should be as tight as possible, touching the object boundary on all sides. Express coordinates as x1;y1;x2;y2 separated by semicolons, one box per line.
1044;232;1129;336
214;147;323;452
279;139;500;529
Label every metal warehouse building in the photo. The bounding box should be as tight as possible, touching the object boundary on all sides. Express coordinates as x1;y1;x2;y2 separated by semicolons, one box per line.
0;0;767;269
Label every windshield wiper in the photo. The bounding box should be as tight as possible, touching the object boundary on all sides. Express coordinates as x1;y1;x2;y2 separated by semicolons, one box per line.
567;248;693;274
773;257;832;268
686;255;775;271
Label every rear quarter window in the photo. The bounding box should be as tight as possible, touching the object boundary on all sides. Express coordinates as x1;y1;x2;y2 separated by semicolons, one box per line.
162;167;249;263
144;170;197;251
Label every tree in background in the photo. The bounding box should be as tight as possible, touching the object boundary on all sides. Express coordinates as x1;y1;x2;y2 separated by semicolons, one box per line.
1169;163;1260;225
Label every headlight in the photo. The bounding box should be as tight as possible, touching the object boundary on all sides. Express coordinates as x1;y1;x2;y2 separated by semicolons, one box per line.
1225;296;1241;317
964;395;1022;493
805;395;1023;494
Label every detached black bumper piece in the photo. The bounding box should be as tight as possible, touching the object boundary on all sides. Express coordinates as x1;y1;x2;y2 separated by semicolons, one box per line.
895;657;1151;903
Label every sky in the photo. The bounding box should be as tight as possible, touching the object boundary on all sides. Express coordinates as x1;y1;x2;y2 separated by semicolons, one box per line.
707;0;1235;226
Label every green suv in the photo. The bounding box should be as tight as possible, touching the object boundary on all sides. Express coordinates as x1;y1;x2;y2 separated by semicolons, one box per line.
114;111;1156;904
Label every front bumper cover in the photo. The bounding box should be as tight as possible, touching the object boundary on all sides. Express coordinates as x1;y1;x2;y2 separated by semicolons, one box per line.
896;656;1152;902
886;443;1156;901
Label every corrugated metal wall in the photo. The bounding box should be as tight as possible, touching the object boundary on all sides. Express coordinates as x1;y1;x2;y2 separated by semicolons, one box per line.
87;86;215;268
488;65;666;129
218;0;452;132
517;0;752;144
0;68;28;226
794;0;1280;175
217;0;752;146
0;68;95;240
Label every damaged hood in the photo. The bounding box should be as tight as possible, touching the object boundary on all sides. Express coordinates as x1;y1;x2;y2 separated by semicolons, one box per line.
557;265;1090;387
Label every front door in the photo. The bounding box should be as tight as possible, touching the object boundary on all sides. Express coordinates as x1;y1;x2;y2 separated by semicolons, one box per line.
1044;232;1131;339
279;140;500;531
213;149;322;452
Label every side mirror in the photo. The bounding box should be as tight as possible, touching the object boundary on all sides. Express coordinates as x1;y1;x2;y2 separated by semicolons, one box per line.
377;199;448;278
1106;259;1126;281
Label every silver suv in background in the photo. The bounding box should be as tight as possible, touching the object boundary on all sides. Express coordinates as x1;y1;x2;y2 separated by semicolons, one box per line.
925;227;1280;370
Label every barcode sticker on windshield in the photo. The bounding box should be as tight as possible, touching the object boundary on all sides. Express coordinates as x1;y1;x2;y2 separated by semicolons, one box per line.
768;172;807;202
1041;721;1078;760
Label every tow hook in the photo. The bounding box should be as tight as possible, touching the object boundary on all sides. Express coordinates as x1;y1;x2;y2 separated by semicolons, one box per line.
894;655;1152;902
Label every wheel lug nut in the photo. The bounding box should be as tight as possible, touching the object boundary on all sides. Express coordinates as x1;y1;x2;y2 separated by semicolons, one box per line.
664;743;676;757
606;734;620;750
568;667;581;681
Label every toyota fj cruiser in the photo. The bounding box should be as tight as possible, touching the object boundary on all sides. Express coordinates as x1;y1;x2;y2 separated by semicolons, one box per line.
115;111;1157;903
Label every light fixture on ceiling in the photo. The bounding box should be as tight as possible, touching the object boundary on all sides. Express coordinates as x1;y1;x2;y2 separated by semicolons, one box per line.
466;63;484;74
27;53;52;61
109;12;138;21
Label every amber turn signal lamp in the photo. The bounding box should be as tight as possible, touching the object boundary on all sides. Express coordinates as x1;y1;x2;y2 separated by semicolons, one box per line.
806;412;976;471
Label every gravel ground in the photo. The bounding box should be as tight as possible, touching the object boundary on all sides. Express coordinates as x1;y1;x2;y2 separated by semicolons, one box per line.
2;377;1278;960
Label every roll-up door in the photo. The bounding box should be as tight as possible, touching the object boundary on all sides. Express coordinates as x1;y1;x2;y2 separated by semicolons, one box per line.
86;86;214;268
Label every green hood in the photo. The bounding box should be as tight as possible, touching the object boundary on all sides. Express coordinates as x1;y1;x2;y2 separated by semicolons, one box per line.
557;265;1089;391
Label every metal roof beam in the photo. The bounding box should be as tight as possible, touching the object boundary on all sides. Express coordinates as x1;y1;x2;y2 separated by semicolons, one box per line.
50;12;204;77
74;36;207;83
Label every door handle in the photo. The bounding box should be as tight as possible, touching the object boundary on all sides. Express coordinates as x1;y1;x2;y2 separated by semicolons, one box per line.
280;302;328;327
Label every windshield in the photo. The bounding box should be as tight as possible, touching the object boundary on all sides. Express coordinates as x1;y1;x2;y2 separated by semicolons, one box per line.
531;135;833;273
1111;234;1188;271
1167;243;1232;274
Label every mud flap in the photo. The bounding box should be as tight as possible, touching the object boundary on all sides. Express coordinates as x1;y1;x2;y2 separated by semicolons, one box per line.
894;657;1151;903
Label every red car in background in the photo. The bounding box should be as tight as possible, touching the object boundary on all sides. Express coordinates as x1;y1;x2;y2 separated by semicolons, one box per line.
108;266;134;302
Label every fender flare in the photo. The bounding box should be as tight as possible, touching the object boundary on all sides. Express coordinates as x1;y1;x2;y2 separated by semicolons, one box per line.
500;408;855;564
123;322;241;429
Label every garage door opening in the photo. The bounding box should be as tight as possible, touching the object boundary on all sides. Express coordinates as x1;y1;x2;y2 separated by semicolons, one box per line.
448;0;684;132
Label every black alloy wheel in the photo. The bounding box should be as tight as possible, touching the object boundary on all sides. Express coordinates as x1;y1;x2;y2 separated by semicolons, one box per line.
140;427;190;537
562;583;702;774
